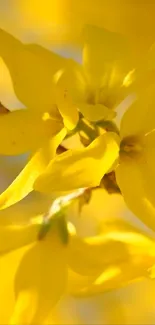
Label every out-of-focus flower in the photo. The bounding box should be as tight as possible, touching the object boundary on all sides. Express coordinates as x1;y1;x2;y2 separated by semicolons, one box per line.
68;218;155;297
0;192;155;324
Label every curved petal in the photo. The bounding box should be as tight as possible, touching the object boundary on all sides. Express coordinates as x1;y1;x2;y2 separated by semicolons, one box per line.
67;232;129;277
67;215;155;278
53;61;85;129
116;134;155;232
120;85;155;138
34;132;120;193
11;229;67;323
83;25;133;89
0;109;63;155
0;29;65;111
0;128;66;209
69;234;155;297
70;264;143;297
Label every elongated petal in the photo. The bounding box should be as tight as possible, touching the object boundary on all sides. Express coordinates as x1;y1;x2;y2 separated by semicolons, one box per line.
120;85;155;138
67;234;126;276
0;128;66;209
0;244;30;323
34;132;120;193
0;29;65;111
116;131;155;232
53;61;85;129
83;25;133;89
0;109;63;155
69;231;155;297
55;83;79;130
70;264;143;297
12;228;67;323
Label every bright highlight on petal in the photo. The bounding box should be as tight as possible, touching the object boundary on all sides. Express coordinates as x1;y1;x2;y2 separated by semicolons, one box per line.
9;290;37;325
34;132;120;193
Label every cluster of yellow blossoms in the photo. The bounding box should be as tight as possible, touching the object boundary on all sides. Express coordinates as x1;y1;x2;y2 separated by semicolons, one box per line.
1;23;155;323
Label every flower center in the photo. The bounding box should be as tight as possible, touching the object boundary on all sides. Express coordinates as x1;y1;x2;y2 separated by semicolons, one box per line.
120;135;144;160
86;88;116;109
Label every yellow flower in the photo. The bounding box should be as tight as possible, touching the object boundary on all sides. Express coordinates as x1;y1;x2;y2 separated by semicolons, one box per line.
68;218;155;297
116;86;155;231
0;193;75;324
35;85;155;231
0;28;79;209
55;25;135;122
1;192;155;324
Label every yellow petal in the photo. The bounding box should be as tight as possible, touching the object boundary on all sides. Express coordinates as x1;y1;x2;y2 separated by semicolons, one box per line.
34;132;120;193
0;28;63;111
53;61;85;130
67;268;95;295
70;232;155;296
78;102;116;122
9;290;38;325
120;85;155;138
116;131;155;232
0;244;30;323
67;215;155;279
25;43;67;76
83;25;133;89
71;264;143;297
0;109;63;155
13;228;67;323
0;128;66;209
0;224;40;256
55;84;79;130
0;192;53;254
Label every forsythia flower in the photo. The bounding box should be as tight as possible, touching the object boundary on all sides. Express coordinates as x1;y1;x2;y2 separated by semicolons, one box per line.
0;28;79;209
0;25;132;209
0;195;155;324
35;85;155;232
54;25;135;122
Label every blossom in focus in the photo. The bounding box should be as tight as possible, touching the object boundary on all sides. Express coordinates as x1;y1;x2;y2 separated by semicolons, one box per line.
35;85;155;232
